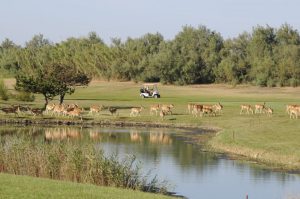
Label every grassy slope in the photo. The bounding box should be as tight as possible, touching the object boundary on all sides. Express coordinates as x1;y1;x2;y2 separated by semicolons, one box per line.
0;173;172;199
1;80;300;169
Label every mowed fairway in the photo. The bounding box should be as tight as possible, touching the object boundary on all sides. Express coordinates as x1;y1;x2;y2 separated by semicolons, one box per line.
1;80;300;169
0;173;172;199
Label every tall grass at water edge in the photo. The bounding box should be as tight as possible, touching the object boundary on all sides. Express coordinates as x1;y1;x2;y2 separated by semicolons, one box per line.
0;135;169;194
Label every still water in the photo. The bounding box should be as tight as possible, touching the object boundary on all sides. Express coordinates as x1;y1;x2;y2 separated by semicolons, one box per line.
1;126;300;199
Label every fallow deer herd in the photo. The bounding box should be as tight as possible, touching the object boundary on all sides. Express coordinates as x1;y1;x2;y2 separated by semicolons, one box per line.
0;101;299;120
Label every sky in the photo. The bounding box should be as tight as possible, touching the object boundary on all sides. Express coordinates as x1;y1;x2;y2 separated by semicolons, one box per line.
0;0;299;45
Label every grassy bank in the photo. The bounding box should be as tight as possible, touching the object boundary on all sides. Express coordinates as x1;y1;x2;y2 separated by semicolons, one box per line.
1;80;300;170
0;173;172;199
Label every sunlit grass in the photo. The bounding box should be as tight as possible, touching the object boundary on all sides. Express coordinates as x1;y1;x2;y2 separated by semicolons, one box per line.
1;80;300;169
0;173;172;199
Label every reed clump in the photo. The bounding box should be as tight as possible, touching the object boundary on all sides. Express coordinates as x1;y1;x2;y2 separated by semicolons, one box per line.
0;135;168;194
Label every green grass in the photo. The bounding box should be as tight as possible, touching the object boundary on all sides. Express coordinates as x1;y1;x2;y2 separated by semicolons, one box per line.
1;80;300;170
0;173;172;199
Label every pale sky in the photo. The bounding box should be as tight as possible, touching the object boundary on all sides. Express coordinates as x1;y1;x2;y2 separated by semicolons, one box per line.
0;0;299;45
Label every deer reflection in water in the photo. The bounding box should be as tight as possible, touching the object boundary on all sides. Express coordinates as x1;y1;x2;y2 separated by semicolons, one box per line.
130;130;143;142
149;130;172;145
89;131;102;141
44;128;81;141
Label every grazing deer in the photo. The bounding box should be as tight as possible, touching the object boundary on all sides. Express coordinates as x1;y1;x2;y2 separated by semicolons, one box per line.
130;106;144;117
255;102;266;114
264;107;273;117
16;105;31;115
108;107;117;115
0;106;18;115
161;104;174;115
159;110;168;120
240;104;254;114
89;105;103;115
30;108;44;117
202;107;216;117
192;104;203;117
67;107;83;120
149;104;161;116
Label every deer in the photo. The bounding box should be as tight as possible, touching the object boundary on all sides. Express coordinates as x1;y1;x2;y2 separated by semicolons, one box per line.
286;104;299;114
187;103;195;114
161;104;174;115
289;107;300;119
30;108;44;117
240;104;254;114
202;107;216;117
191;104;203;117
45;103;56;114
0;106;19;115
130;106;144;117
108;107;118;116
51;104;66;116
255;102;266;114
213;102;223;114
89;105;103;115
67;107;83;120
264;107;273;117
159;110;168;120
149;104;161;116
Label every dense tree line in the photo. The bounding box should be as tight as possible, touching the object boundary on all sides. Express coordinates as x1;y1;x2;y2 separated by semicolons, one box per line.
1;24;300;86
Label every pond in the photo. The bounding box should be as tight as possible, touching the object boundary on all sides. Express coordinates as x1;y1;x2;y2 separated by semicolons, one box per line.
0;126;300;199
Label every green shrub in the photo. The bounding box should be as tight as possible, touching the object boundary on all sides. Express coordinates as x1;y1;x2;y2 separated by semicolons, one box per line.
15;91;35;102
267;79;276;87
0;80;9;101
289;78;299;87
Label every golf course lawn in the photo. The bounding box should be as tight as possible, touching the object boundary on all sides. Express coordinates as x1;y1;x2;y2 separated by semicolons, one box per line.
0;79;300;195
1;79;300;170
0;173;172;199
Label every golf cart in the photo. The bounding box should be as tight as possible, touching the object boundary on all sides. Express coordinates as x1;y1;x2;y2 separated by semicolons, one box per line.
140;83;160;98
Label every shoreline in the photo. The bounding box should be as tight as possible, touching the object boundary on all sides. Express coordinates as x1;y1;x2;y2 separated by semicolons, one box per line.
0;117;299;172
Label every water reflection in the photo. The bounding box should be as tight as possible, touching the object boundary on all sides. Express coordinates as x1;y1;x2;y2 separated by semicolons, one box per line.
0;126;300;199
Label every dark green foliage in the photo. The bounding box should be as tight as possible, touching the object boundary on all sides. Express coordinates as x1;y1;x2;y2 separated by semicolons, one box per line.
1;24;300;86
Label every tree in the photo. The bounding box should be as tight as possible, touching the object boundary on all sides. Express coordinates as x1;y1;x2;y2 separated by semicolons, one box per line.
16;63;91;108
51;63;91;104
15;69;59;108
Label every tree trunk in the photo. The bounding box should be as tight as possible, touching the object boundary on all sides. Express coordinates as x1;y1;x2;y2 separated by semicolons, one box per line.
43;95;49;110
59;94;65;105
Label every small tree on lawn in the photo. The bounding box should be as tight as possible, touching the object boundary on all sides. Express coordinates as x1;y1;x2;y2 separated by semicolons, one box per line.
15;63;91;108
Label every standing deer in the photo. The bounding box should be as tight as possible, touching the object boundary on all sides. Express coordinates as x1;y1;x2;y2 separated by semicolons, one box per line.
130;106;144;117
149;104;161;116
255;102;266;114
240;104;254;114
